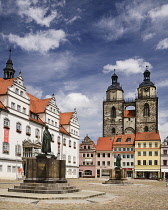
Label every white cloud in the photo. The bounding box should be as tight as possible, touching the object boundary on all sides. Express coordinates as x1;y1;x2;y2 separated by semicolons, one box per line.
157;79;168;87
156;38;168;50
67;16;81;24
2;29;66;54
148;4;168;20
64;81;78;91
125;91;136;99
26;85;43;99
103;58;152;74
142;33;155;41
16;0;57;27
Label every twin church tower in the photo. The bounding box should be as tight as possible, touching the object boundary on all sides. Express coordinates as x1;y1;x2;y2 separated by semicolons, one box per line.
103;68;158;137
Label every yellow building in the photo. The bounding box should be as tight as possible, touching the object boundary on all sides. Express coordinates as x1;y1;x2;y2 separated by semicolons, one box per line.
134;132;161;179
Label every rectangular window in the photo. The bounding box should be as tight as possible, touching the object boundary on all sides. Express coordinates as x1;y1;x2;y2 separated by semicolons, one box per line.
143;143;146;148
149;151;152;156
149;142;152;147
154;160;158;165
123;162;125;166
83;154;85;157
126;138;131;142
102;153;105;157
123;148;126;151
149;160;152;165
131;162;134;166
154;151;158;156
123;154;126;158
127;154;130;158
143;151;146;156
15;144;21;156
20;91;23;96
48;119;50;124
102;161;105;166
118;148;121;151
107;153;110;157
163;150;167;155
143;160;146;165
97;161;100;166
107;161;110;166
97;153;100;157
3;142;9;154
84;146;86;149
138;160;141;165
138;143;141;148
17;105;21;112
138;151;141;156
127;148;130;151
83;162;85;165
12;166;16;173
7;166;11;172
131;154;134;158
88;146;90;149
114;148;117;151
127;162;130;166
155;142;158;147
11;102;15;109
15;88;19;94
91;154;93;157
87;154;89;157
23;107;26;114
117;138;121;142
131;148;134;151
163;160;167;166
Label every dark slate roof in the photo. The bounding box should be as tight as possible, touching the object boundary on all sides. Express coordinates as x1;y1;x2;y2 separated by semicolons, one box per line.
139;80;155;88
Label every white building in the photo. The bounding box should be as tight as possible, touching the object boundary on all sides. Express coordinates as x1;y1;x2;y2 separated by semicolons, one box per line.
0;53;80;179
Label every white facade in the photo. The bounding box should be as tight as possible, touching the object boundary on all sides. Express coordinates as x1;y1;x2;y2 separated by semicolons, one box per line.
0;62;80;179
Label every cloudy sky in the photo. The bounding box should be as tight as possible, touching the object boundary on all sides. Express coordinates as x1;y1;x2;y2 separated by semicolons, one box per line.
0;0;168;142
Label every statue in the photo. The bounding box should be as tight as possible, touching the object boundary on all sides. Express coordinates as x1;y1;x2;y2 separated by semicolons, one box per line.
42;126;52;154
116;154;121;168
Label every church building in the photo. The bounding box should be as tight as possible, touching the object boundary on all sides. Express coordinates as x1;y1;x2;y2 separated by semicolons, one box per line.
0;51;80;179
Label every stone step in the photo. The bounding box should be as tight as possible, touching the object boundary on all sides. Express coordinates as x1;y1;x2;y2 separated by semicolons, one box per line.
8;188;80;194
14;185;76;191
20;183;70;188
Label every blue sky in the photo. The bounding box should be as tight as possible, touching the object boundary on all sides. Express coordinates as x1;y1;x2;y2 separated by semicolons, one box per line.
0;0;168;142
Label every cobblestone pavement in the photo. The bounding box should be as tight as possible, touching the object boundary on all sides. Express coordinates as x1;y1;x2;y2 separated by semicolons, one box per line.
0;178;167;210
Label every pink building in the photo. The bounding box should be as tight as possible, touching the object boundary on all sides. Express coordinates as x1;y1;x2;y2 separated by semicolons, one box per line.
79;135;96;178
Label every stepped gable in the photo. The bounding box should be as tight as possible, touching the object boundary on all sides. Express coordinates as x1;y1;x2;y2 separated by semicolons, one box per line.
0;77;16;95
0;101;8;111
96;137;113;151
113;134;135;146
135;132;160;141
60;112;74;125
124;110;136;118
27;92;51;114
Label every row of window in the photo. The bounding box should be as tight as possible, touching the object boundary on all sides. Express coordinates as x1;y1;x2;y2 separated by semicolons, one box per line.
112;126;149;134
97;161;111;166
15;88;24;96
71;129;78;136
137;160;158;165
137;151;158;156
97;153;111;158
58;137;76;148
114;147;134;151
11;102;26;114
47;118;58;127
114;162;134;167
67;169;77;175
63;155;76;164
83;162;94;166
114;154;134;158
137;142;158;148
0;165;21;173
82;145;92;149
83;153;94;157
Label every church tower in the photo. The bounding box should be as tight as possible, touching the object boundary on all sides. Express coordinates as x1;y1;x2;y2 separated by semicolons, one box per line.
135;67;158;133
3;49;15;79
103;70;124;137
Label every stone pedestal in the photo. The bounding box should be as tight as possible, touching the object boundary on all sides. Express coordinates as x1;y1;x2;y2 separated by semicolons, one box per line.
8;155;79;194
103;168;129;185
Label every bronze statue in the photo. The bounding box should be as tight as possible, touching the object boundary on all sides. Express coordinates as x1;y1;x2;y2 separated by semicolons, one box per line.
116;154;121;168
42;126;52;154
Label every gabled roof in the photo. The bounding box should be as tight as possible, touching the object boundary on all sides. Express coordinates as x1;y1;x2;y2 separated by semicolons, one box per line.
0;101;8;111
59;126;70;136
135;132;160;141
27;92;51;113
0;77;16;95
113;134;135;146
124;110;136;118
29;117;45;125
60;112;74;125
96;137;113;151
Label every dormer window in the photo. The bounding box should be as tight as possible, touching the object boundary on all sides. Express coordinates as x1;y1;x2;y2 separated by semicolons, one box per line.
15;88;19;94
31;113;38;120
117;138;121;142
126;138;131;142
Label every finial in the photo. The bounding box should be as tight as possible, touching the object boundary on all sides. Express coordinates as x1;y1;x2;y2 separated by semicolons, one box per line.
9;47;12;60
146;65;148;70
19;71;22;76
114;69;116;73
52;93;55;97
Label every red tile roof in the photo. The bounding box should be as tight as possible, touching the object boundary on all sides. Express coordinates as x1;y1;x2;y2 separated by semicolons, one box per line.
0;101;8;111
59;126;70;136
96;137;113;151
113;134;135;146
60;112;74;125
29;117;45;125
124;110;136;117
0;78;16;95
27;92;51;113
135;132;160;141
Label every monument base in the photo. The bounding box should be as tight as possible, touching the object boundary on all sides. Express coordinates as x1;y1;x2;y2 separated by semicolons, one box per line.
103;168;132;185
8;154;80;194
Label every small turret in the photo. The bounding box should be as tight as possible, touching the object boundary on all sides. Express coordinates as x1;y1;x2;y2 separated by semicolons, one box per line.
3;49;15;79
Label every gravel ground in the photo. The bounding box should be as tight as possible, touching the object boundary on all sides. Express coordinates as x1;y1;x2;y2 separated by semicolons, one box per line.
0;178;167;210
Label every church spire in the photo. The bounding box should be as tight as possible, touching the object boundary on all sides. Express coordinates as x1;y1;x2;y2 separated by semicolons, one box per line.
3;49;15;79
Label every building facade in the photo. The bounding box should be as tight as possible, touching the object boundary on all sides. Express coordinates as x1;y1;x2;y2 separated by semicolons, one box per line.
0;54;80;179
161;137;168;179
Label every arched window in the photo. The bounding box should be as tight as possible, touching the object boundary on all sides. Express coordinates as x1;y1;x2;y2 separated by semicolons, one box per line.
16;122;22;132
111;107;116;118
74;142;76;149
73;156;76;163
84;170;92;176
144;126;148;132
112;128;115;134
144;103;150;116
73;169;76;175
68;155;71;163
69;140;71;147
35;129;40;138
4;118;10;128
26;126;31;135
63;138;66;146
57;136;60;144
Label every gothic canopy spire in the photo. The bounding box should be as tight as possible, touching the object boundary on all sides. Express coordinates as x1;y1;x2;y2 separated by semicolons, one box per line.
3;49;15;79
